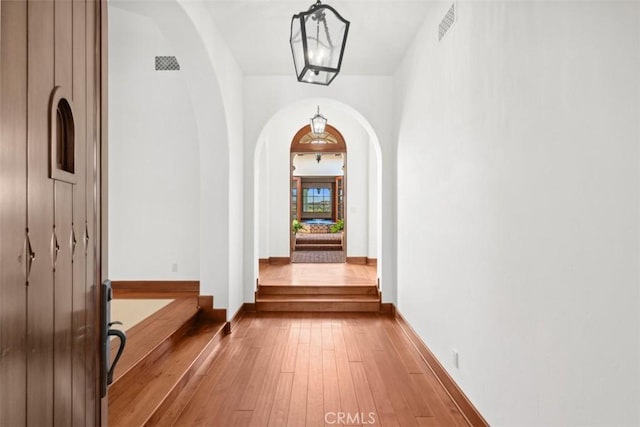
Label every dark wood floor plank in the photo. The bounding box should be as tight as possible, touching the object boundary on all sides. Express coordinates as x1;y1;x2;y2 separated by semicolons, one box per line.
249;326;290;426
237;321;281;411
354;331;403;427
322;320;334;350
350;361;383;426
374;325;435;418
281;325;301;373
383;321;427;374
287;342;310;427
322;349;341;426
306;320;325;427
342;316;363;362
172;337;246;426
333;322;360;421
231;410;254;427
268;372;294;427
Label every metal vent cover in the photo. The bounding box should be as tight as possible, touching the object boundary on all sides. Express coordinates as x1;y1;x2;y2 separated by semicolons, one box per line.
438;3;456;42
155;56;180;71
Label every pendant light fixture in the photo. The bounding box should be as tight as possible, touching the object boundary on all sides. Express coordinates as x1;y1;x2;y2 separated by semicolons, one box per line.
310;106;327;135
290;0;350;85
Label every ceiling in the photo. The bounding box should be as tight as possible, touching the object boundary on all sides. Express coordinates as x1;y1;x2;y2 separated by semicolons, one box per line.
203;1;433;76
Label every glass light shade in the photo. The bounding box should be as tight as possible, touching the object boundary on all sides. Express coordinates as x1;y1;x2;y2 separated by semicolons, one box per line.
290;1;350;85
310;107;327;135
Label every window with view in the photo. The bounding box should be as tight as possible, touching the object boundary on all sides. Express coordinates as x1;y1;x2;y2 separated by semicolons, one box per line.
303;187;331;213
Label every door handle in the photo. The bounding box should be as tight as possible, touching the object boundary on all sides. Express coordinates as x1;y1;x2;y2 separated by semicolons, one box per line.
107;326;126;385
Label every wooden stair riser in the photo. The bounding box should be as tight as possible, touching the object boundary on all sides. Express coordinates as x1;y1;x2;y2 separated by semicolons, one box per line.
295;244;343;251
108;297;228;427
109;312;199;399
257;285;379;296
295;237;342;245
143;323;227;426
255;301;381;312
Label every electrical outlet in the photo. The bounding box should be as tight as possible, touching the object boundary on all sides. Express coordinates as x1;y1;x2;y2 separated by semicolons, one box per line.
452;349;459;369
171;263;178;272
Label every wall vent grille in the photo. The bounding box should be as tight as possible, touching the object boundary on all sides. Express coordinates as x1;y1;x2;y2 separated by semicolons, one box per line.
438;3;456;42
155;56;180;71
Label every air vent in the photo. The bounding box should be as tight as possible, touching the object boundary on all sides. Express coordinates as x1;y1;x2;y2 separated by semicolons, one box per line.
155;56;180;71
438;3;456;42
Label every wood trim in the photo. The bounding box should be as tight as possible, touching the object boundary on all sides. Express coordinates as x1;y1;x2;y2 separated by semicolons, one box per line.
379;302;396;315
259;258;269;265
346;256;367;265
111;281;199;299
290;124;347;153
367;258;377;266
393;307;489;427
269;257;290;265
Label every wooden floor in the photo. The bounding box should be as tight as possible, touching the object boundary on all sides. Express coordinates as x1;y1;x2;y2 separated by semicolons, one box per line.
173;312;469;426
259;263;377;287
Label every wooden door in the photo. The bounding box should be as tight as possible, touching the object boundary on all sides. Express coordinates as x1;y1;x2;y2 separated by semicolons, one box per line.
0;0;104;425
0;1;28;425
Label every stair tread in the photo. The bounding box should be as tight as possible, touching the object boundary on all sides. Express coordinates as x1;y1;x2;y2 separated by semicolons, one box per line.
108;320;226;427
110;298;199;382
256;294;380;302
255;301;380;312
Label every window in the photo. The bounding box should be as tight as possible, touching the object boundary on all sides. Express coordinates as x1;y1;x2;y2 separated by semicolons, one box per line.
303;187;331;213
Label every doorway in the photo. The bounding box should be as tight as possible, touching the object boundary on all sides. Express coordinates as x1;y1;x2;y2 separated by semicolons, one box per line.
290;124;347;263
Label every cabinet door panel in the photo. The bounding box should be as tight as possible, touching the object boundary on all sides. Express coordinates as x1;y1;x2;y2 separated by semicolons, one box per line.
71;0;88;424
26;0;56;424
54;182;74;427
0;1;28;425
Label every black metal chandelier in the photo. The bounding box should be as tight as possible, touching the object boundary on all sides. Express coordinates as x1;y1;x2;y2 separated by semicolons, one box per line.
290;0;350;86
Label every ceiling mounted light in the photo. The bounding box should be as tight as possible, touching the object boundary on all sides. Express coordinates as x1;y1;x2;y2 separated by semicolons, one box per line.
310;106;327;135
290;0;350;86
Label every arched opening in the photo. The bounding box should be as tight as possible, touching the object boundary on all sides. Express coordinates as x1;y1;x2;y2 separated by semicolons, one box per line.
251;98;386;302
290;124;347;263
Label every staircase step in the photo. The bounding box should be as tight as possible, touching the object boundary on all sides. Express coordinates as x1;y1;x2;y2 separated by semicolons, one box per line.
255;299;380;312
295;244;343;251
295;237;342;245
255;293;381;312
258;285;379;296
110;298;199;383
108;299;227;427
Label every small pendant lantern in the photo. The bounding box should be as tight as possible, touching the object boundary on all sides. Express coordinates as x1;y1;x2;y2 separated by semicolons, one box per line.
290;0;350;85
310;106;327;135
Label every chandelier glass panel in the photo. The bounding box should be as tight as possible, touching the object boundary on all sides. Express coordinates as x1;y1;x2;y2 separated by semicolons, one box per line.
290;1;350;85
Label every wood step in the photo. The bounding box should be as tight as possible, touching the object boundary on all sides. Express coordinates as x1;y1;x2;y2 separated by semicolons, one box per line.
108;300;227;427
110;298;199;383
258;285;379;296
295;236;342;245
255;299;380;312
255;293;381;312
256;294;380;302
295;244;343;251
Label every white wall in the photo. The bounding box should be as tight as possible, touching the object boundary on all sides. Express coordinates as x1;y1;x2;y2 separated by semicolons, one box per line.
109;6;200;280
244;80;394;303
109;0;245;318
293;154;344;177
395;1;640;425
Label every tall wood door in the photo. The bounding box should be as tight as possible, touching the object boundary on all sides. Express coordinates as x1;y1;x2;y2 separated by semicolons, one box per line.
0;0;104;425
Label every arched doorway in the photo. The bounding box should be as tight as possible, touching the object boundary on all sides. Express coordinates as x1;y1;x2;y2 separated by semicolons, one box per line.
290;124;347;263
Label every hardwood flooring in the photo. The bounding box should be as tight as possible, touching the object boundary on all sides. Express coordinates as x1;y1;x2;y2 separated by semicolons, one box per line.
259;263;377;287
173;312;469;426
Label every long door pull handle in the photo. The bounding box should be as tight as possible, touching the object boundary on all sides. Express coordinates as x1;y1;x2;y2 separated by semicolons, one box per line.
107;327;126;385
